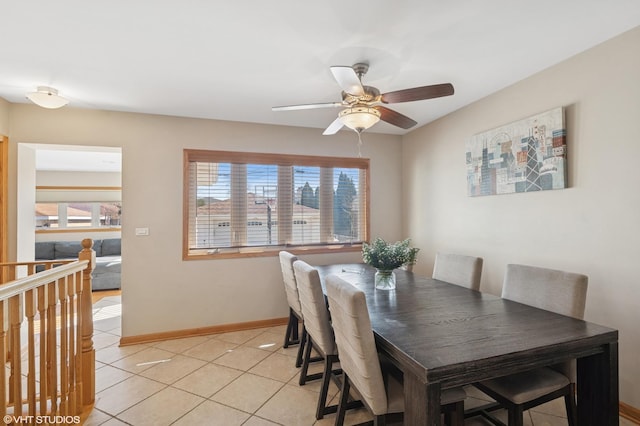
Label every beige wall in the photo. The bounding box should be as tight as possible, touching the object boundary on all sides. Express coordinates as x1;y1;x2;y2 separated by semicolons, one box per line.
36;170;122;187
403;26;640;407
7;105;402;337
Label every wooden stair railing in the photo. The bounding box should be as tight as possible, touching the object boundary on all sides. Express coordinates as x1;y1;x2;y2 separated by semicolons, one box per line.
0;238;95;421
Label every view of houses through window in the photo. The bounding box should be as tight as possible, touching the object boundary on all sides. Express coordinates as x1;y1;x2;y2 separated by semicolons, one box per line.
35;202;122;229
184;150;369;258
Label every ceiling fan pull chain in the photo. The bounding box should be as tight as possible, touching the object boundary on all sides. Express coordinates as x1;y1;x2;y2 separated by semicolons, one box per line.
357;131;363;158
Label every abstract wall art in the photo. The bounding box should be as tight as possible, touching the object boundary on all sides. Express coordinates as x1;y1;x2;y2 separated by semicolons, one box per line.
466;107;567;197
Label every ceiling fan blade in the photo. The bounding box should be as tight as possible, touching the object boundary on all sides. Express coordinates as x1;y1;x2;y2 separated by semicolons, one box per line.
272;102;343;112
322;117;344;135
330;66;365;96
375;106;417;129
381;83;454;104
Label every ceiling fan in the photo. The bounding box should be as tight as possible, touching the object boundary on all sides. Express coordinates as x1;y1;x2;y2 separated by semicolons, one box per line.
272;62;454;135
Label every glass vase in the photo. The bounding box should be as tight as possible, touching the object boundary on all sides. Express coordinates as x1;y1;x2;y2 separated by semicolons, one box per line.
375;269;396;290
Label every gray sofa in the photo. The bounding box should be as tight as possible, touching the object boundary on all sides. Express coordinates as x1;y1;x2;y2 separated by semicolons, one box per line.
35;238;121;291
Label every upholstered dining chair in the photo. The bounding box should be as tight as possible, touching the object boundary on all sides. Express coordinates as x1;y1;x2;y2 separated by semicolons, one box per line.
293;260;345;419
278;251;307;368
326;274;467;426
473;264;588;426
432;252;484;291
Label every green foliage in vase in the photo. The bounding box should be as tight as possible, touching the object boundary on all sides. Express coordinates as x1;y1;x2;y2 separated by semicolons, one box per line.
362;238;418;270
406;247;420;265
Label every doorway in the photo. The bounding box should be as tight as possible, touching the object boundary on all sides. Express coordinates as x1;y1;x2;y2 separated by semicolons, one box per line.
24;144;123;294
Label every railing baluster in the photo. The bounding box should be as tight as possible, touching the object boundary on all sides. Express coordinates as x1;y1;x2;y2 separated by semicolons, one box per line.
68;272;77;415
74;270;84;412
9;294;22;416
26;288;37;416
59;276;69;415
37;285;48;416
0;300;6;419
47;281;58;415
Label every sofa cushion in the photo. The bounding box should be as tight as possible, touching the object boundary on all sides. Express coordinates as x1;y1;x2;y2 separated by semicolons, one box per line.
54;241;84;259
92;239;103;257
95;255;122;272
101;238;121;256
35;241;55;260
93;255;121;290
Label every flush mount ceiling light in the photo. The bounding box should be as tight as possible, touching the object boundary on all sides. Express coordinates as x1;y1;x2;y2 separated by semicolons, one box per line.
26;86;69;109
338;106;381;133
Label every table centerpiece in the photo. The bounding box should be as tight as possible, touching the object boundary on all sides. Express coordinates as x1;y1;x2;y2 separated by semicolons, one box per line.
362;237;417;290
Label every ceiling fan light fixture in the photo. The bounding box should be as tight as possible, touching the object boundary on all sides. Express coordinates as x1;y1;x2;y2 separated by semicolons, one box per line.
26;86;69;109
339;106;380;132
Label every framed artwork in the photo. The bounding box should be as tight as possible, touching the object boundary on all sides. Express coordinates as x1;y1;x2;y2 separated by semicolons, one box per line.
466;107;566;197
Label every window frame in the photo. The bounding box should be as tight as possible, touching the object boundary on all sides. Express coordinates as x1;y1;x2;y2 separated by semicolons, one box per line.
183;149;370;260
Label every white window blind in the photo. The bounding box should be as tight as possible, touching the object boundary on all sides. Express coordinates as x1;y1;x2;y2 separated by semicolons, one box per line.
184;150;369;259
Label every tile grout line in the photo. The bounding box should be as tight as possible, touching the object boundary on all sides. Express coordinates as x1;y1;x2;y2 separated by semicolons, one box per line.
95;327;288;424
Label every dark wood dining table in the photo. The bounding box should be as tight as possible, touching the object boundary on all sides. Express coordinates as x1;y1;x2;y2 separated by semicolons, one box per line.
315;263;619;426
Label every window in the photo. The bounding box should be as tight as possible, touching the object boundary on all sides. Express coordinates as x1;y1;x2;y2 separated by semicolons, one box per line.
184;150;369;259
36;202;122;230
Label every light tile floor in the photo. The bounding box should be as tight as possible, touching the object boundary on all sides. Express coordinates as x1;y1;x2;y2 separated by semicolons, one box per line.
86;295;637;425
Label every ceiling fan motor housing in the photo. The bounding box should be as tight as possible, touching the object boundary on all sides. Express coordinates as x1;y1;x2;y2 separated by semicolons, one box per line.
342;86;380;105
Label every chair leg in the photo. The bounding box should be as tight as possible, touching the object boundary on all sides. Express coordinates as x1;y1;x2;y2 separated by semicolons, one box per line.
564;383;577;426
298;334;325;386
283;309;299;348
316;355;339;419
291;314;299;342
298;334;326;385
295;326;307;368
335;374;351;426
283;310;293;348
299;332;314;385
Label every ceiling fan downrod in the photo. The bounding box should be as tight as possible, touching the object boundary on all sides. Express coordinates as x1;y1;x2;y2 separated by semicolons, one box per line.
352;63;369;81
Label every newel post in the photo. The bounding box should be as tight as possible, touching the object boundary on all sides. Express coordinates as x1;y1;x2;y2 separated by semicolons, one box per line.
78;239;95;406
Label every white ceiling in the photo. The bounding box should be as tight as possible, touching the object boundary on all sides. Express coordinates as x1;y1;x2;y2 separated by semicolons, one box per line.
2;1;640;137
